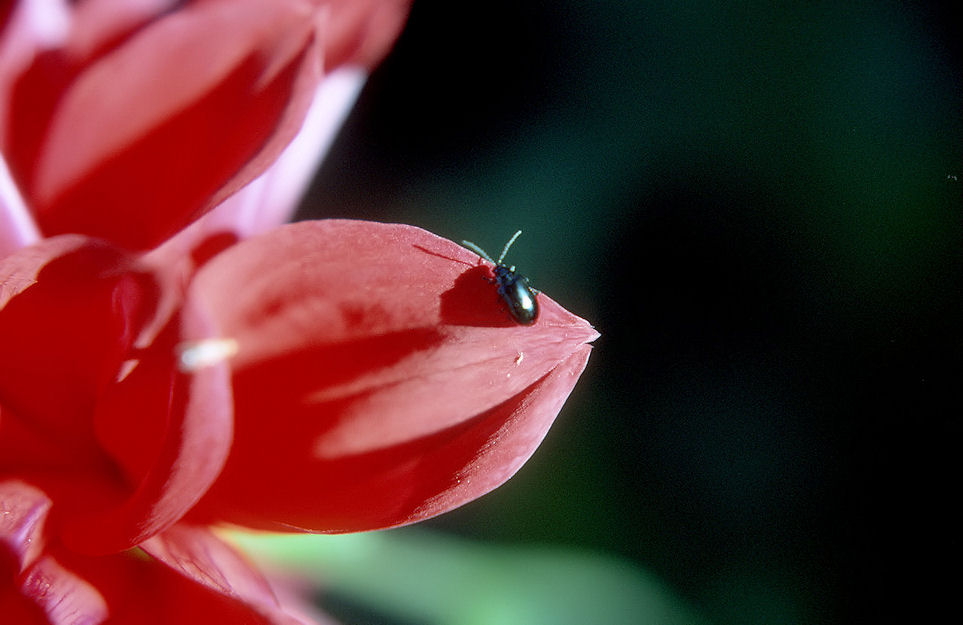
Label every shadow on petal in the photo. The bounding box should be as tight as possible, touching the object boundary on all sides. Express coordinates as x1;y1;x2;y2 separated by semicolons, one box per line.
439;264;518;328
193;345;593;533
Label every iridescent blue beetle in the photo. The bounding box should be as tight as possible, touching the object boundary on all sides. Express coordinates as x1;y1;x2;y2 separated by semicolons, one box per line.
462;230;539;325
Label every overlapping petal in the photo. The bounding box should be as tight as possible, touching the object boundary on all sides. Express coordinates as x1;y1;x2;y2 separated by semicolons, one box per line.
1;481;310;624
0;2;602;622
0;0;410;250
1;481;108;625
0;235;157;445
141;65;368;280
0;236;233;556
3;0;321;249
186;220;599;532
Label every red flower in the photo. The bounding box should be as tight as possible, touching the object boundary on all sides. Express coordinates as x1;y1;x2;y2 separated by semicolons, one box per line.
1;2;598;623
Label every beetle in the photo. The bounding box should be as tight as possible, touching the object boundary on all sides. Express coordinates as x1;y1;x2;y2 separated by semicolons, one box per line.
462;230;539;325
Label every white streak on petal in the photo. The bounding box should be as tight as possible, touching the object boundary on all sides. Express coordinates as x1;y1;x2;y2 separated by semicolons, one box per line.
177;338;238;372
257;65;368;225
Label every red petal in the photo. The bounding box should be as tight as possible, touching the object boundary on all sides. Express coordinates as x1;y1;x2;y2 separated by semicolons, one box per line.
141;525;291;618
3;1;328;248
1;480;108;625
62;316;232;553
0;588;48;625
322;0;412;68
60;290;234;555
1;493;311;625
0;236;233;555
140;66;368;273
187;220;598;531
66;525;309;625
0;235;159;450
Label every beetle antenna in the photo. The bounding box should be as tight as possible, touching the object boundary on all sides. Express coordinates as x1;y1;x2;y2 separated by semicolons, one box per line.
497;230;523;264
461;239;495;264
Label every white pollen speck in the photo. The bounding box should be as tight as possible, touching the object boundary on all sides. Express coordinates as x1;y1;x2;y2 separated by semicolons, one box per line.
177;338;238;371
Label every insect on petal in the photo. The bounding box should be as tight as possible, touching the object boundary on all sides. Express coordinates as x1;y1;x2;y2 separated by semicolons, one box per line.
185;220;599;532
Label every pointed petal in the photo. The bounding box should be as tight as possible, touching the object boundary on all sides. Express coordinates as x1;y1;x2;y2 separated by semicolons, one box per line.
187;220;598;531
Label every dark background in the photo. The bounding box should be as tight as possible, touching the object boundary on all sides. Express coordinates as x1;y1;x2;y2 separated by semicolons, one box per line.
298;1;961;623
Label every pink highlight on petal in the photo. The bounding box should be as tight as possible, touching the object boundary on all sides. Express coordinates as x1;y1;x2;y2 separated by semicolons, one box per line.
148;65;367;261
20;556;108;625
0;0;70;127
30;2;317;210
143;526;279;607
141;525;310;625
1;480;108;625
0;153;40;257
221;66;368;236
64;0;183;59
0;480;53;572
6;0;330;250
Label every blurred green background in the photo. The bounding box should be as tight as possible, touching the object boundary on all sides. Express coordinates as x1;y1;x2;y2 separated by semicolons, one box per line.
294;1;961;623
